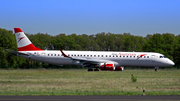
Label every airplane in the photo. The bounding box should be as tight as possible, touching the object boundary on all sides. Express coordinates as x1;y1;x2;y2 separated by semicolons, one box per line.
8;28;175;71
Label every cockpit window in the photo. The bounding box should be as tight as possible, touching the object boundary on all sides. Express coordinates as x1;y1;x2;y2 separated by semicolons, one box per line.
160;56;167;58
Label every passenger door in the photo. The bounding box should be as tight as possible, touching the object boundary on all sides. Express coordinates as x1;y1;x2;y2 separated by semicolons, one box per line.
41;52;46;60
151;55;155;62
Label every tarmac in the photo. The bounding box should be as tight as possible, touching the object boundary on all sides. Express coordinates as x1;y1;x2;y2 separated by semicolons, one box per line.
0;96;179;101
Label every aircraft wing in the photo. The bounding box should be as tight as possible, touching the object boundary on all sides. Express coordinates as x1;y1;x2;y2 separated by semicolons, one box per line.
71;57;100;64
60;49;119;66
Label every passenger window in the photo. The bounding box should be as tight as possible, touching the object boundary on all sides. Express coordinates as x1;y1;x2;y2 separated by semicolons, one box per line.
51;54;53;56
106;55;107;57
109;55;111;57
147;56;149;58
48;54;49;56
144;56;146;58
94;55;96;57
127;56;128;57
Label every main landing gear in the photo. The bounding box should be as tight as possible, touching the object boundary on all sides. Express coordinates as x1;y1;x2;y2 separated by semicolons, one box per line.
88;68;99;71
94;68;99;71
88;68;93;71
87;65;99;71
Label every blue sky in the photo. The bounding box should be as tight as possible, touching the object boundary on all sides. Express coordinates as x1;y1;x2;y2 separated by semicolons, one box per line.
0;0;179;36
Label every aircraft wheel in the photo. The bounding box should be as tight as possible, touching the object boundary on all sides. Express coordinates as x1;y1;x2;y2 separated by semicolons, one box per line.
94;69;99;71
88;68;93;71
155;67;159;72
155;69;157;71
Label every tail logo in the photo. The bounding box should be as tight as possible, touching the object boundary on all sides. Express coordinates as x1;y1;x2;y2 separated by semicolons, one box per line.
18;37;25;42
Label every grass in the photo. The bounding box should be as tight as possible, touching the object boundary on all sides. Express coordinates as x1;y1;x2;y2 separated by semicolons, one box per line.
0;69;179;95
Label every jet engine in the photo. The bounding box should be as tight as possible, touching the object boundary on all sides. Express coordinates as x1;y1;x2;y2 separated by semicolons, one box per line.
99;63;124;71
115;66;124;71
100;63;115;70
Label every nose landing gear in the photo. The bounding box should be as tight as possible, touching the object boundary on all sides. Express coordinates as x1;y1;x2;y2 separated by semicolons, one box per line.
155;67;159;71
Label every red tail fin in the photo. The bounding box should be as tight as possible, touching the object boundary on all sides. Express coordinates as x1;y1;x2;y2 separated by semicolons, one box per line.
14;28;43;51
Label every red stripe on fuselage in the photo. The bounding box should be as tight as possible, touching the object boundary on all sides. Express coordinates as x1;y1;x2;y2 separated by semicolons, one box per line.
18;44;43;51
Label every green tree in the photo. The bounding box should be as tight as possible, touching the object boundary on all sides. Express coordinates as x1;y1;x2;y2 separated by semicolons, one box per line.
28;33;52;50
143;33;176;60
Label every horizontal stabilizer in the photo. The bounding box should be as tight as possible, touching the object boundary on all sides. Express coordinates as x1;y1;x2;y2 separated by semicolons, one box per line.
5;49;29;56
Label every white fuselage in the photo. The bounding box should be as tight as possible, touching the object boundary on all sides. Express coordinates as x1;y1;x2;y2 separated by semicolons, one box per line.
18;50;174;67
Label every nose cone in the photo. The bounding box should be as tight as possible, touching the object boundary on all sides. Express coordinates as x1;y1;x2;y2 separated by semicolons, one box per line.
168;60;175;66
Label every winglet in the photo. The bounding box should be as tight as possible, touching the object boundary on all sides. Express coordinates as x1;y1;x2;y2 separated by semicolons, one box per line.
60;49;69;57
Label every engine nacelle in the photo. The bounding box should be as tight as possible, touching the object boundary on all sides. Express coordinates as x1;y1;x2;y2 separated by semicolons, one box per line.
115;66;124;71
99;63;124;71
99;63;115;71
